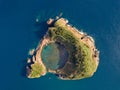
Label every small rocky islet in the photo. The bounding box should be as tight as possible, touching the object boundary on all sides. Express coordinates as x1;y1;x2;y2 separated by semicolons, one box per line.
26;16;99;80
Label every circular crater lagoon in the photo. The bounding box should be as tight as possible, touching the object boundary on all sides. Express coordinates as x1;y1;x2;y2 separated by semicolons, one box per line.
41;43;69;70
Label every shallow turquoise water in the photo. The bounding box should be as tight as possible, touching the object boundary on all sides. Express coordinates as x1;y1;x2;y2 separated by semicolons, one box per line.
0;0;120;90
41;43;69;70
42;43;60;70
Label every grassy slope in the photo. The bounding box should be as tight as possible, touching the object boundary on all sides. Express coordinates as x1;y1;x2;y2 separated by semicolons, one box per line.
48;19;97;80
28;63;43;78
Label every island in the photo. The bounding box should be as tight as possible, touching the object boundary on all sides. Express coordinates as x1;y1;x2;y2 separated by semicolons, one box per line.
26;17;99;80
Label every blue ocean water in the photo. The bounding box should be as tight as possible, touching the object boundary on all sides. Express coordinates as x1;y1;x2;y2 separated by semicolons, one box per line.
0;0;120;90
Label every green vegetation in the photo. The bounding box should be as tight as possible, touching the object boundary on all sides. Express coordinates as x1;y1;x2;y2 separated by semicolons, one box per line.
27;18;98;80
48;19;97;80
28;63;43;78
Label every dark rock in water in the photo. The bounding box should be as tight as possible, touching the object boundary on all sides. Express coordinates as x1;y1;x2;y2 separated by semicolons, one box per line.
26;17;99;80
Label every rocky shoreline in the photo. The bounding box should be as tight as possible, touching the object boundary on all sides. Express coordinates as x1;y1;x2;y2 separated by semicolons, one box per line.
26;17;99;79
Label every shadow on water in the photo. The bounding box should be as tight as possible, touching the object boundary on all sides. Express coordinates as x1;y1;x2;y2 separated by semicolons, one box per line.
21;12;64;77
56;42;69;69
41;42;69;70
21;10;62;78
21;20;48;78
21;55;36;78
21;59;28;78
34;21;48;39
